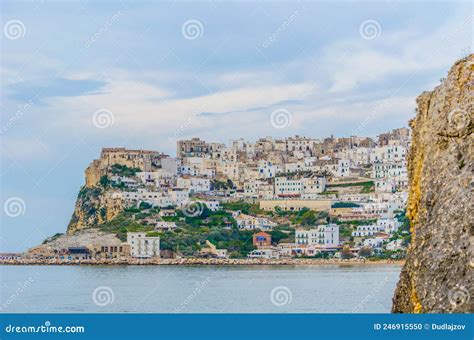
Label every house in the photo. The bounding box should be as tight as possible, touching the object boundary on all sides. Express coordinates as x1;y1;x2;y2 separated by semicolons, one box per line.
386;239;405;251
295;224;339;248
258;160;281;178
110;175;139;188
252;232;272;248
362;237;385;250
91;244;130;259
176;177;211;193
198;240;228;258
199;200;220;212
235;213;277;231
154;221;178;231
168;188;189;205
127;232;160;258
275;243;299;258
159;208;176;217
247;249;279;259
67;247;92;260
376;218;401;234
351;225;384;237
290;244;327;257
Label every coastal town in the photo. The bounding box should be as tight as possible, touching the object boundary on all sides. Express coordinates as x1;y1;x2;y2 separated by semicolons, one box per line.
1;127;411;264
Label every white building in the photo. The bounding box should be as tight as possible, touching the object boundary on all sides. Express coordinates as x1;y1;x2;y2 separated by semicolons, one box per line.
301;176;327;195
386;239;405;251
337;159;351;177
176;177;211;193
127;232;160;258
295;224;339;248
168;188;189;206
199;200;220;212
377;218;401;234
154;221;177;231
235;213;277;231
351;225;384;237
362;237;385;249
247;249;280;259
274;175;326;197
258;160;281;178
111;175;140;187
373;160;408;190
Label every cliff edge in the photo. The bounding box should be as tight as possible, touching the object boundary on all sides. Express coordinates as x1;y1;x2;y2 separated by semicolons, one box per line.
67;148;165;234
392;55;473;313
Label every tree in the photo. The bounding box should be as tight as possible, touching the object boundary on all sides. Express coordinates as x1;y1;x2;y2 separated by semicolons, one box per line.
358;246;372;258
99;175;110;188
341;245;353;259
139;201;152;210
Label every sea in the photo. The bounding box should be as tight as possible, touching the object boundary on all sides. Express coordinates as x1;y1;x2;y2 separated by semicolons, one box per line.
0;264;401;313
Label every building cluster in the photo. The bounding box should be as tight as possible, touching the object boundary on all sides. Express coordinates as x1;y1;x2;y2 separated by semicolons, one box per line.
85;128;409;209
25;128;410;260
26;232;161;261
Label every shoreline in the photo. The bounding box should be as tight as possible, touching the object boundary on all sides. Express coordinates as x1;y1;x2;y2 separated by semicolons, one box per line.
0;258;405;266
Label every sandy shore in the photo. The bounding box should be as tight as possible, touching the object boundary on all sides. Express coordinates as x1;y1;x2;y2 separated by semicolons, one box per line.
0;258;404;266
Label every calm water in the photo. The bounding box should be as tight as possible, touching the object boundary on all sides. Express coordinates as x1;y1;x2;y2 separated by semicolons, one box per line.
0;265;401;313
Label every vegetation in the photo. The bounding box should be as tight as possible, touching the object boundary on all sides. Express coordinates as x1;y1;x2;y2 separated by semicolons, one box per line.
221;201;268;215
269;227;293;244
211;179;234;190
178;207;235;228
327;180;374;188
99;203;287;257
326;180;375;193
358;246;372;257
42;233;64;244
331;201;360;208
340;245;354;259
110;163;141;177
392;209;411;247
99;175;110;188
139;201;153;210
334;219;377;226
338;225;353;239
99;213;153;241
289;209;330;226
77;186;101;200
158;225;256;257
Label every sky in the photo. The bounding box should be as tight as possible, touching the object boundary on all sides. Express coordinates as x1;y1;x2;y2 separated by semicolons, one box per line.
0;0;472;252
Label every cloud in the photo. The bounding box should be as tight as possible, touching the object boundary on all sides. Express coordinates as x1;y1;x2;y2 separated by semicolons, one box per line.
7;78;107;102
46;77;314;134
319;12;472;93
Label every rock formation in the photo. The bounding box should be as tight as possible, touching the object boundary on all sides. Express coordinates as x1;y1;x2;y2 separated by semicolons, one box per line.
67;147;166;234
392;54;473;313
67;186;123;234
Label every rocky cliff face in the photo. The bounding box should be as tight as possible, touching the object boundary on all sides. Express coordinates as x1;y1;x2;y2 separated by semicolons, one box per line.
67;186;123;235
392;55;473;313
67;148;156;234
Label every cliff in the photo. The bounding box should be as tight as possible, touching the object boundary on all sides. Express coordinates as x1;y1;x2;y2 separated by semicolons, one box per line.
392;55;473;313
66;186;123;234
67;148;164;234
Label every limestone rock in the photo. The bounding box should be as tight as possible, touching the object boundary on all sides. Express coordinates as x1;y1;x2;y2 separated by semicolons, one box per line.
392;54;473;313
66;186;122;234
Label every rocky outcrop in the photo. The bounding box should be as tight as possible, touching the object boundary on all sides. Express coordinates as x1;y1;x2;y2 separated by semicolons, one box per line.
67;186;122;235
392;55;473;313
67;147;164;233
85;159;104;188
